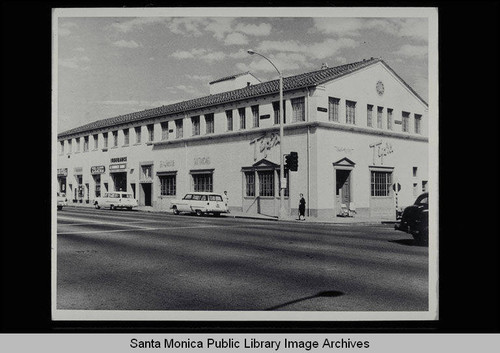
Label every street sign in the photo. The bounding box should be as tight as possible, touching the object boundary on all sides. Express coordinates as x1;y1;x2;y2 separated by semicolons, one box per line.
392;182;401;193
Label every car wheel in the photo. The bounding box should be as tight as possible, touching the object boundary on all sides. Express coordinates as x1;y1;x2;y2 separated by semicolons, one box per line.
195;209;203;217
57;205;62;211
213;212;220;217
110;205;114;210
172;206;179;215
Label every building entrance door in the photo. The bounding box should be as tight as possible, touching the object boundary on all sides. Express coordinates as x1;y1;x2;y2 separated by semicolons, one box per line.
111;172;127;192
335;169;351;214
141;183;152;206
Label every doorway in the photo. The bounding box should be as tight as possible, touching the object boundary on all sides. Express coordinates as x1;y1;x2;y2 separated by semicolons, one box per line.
335;169;351;214
141;183;152;206
111;172;127;192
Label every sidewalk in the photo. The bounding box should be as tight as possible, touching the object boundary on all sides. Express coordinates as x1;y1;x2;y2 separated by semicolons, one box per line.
63;202;391;224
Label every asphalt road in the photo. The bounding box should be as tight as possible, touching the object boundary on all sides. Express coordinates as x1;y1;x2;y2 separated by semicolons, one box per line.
56;207;428;312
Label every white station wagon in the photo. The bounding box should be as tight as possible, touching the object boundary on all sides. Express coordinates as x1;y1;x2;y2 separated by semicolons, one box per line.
94;191;138;210
170;192;228;216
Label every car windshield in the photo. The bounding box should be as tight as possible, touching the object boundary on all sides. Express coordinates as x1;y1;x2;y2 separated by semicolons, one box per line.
415;194;428;205
122;194;133;198
209;195;223;201
183;194;193;200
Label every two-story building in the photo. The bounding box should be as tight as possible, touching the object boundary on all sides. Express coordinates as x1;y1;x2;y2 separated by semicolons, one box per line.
56;57;429;220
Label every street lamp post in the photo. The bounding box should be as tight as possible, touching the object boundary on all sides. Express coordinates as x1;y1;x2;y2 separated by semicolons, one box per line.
248;50;287;220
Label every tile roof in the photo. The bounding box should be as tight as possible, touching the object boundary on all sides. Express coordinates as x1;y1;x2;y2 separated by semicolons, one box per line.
58;57;425;138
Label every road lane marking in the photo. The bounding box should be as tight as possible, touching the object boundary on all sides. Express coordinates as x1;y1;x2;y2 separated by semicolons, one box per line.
57;224;264;235
57;217;166;227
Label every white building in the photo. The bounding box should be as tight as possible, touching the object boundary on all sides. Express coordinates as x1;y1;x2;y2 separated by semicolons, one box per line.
57;58;428;220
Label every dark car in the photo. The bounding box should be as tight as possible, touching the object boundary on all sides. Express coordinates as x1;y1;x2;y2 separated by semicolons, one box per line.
395;192;428;244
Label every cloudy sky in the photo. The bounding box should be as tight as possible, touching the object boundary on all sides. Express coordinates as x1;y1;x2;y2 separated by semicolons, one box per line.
56;9;429;133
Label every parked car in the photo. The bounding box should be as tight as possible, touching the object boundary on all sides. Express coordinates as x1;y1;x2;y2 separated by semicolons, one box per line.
395;192;429;244
93;192;138;210
170;192;228;216
57;192;68;210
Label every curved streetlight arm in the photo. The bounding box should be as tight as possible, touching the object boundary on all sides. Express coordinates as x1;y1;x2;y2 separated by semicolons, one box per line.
247;50;281;77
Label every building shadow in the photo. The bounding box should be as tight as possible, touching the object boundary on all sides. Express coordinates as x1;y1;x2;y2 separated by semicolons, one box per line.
389;239;428;247
265;290;344;311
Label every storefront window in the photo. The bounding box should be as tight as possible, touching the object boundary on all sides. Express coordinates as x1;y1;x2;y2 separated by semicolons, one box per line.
245;172;255;197
258;170;274;197
371;171;393;197
193;173;213;192
159;174;176;196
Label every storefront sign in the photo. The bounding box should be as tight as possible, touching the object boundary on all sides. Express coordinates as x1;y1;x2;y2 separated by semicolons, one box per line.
160;160;175;168
110;157;127;163
334;146;354;154
317;107;328;112
74;167;83;174
194;157;210;166
91;166;105;174
109;163;127;171
394;120;402;125
369;141;394;165
250;132;280;161
57;168;68;176
260;114;270;120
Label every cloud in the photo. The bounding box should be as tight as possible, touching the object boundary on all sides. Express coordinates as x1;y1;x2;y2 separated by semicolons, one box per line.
237;52;314;74
204;18;235;40
228;49;250;59
398;18;428;41
313;18;367;36
166;85;204;96
171;48;207;59
201;51;226;62
394;44;428;58
59;56;90;70
257;38;357;60
187;74;212;81
113;40;140;48
166;18;209;37
110;17;167;33
224;32;248;46
235;23;272;36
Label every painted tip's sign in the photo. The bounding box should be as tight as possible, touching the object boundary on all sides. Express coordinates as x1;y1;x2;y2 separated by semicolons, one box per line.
91;166;105;174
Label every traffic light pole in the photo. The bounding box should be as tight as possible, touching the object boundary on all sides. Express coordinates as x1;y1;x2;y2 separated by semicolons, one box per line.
278;73;287;220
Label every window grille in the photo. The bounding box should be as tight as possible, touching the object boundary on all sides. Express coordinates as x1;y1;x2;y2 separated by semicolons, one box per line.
245;172;255;197
193;173;213;192
371;171;393;197
328;97;340;122
159;174;176;196
258;170;274;197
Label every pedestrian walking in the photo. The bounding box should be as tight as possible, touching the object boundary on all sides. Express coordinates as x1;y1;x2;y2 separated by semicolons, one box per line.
298;193;306;221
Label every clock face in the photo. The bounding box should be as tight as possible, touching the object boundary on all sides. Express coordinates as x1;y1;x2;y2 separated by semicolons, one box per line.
376;81;384;95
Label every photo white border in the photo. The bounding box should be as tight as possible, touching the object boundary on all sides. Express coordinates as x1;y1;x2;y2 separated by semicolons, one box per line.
51;6;439;321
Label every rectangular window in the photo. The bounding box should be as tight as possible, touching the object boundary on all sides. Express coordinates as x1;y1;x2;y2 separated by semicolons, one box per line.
193;173;213;192
103;133;108;148
258;170;274;197
175;119;183;139
147;124;154;141
367;104;373;127
252;105;259;128
245;172;255;197
422;180;428;193
377;107;383;128
68;140;72;153
191;116;200;136
346;100;356;124
123;128;129;145
161;121;169;140
272;101;286;124
141;165;152;180
112;131;118;147
76;137;80;152
83;136;89;151
415;114;422;134
59;141;64;155
328;97;340;122
291;97;305;122
413;167;418;177
226;110;233;131
135;126;141;144
93;134;98;149
159;174;176;196
387;108;393;130
238;107;246;129
205;113;214;134
371;171;393;197
402;111;410;132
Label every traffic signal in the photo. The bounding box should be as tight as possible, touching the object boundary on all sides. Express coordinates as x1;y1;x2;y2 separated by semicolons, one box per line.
285;151;298;171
